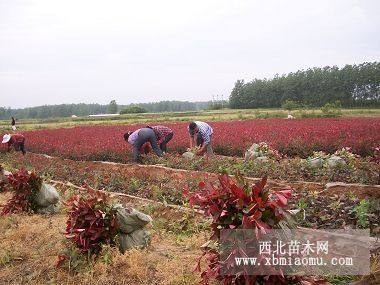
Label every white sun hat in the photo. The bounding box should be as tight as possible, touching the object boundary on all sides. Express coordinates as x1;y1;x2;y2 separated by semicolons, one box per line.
2;134;11;144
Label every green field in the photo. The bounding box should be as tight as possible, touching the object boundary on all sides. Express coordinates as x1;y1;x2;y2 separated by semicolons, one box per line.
1;108;380;132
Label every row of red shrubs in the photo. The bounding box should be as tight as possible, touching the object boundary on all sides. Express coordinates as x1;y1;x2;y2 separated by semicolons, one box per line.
3;118;378;161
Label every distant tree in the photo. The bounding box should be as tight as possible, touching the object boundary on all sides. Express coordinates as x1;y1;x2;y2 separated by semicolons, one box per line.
120;106;147;114
0;107;6;119
229;61;380;108
229;80;245;108
120;100;208;113
208;101;228;110
108;100;118;114
0;100;211;119
321;101;342;117
281;100;300;111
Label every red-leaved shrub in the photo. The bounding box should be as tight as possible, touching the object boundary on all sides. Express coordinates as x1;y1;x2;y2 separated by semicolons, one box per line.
63;188;119;255
1;169;42;215
186;174;304;284
18;118;380;160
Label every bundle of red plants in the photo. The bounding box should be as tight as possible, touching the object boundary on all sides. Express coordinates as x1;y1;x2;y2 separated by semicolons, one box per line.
63;188;119;256
0;169;42;216
186;174;311;285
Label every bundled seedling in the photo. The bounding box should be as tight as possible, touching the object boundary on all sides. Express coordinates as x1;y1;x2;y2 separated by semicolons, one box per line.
185;174;310;284
0;169;42;215
334;147;359;167
308;148;359;169
63;188;119;255
58;187;152;268
244;142;282;162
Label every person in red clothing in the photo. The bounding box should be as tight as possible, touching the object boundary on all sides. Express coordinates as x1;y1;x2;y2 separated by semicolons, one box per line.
136;125;173;155
2;133;26;155
146;125;173;153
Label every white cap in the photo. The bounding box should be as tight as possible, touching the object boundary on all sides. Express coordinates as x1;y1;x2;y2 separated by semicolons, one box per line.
2;134;11;144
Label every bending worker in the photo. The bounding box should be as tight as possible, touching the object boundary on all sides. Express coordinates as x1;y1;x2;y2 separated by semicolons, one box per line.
2;133;26;155
188;121;213;156
123;127;163;162
147;125;173;153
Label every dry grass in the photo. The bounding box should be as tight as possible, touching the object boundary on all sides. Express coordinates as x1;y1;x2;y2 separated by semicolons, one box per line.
0;188;206;285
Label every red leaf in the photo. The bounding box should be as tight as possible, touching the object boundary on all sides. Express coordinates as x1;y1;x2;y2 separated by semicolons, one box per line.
230;184;247;201
198;181;206;189
274;193;288;206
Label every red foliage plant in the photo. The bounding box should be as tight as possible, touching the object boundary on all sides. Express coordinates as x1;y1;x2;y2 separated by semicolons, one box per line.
0;169;42;216
63;188;119;256
186;174;301;285
17;118;380;160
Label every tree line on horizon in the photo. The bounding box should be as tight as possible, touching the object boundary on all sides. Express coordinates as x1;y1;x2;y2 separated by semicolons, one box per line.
122;100;210;113
1;61;379;120
0;101;211;120
229;62;380;109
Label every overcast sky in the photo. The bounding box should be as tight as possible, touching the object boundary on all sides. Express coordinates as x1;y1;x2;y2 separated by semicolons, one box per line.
0;0;379;108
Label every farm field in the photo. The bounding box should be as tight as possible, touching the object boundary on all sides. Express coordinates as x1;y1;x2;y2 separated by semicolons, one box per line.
1;115;379;285
1;107;380;132
4;117;380;161
1;0;379;283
